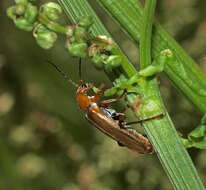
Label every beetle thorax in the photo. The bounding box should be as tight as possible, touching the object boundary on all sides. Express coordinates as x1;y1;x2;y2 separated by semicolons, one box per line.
76;93;91;111
76;83;94;111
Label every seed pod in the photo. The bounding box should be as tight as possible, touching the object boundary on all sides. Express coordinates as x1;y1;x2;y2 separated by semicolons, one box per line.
25;3;38;24
15;18;33;31
35;25;57;49
68;42;88;58
42;2;62;21
14;3;26;16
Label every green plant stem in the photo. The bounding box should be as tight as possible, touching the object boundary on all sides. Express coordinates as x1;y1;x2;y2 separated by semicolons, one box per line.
58;0;205;189
58;0;137;78
139;0;204;189
38;13;67;34
97;0;206;113
139;0;156;68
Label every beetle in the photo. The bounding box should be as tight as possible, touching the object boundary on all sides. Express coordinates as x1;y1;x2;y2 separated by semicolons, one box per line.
47;60;163;153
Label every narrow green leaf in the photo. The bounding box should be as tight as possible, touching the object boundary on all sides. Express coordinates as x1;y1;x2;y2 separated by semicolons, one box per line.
138;1;205;189
97;0;206;113
58;1;205;190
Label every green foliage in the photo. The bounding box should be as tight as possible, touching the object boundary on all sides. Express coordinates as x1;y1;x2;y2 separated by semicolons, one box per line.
7;1;38;31
56;1;206;189
34;24;58;49
7;1;64;47
182;114;206;149
7;1;123;71
98;0;206;112
41;2;62;21
2;0;206;190
139;49;173;77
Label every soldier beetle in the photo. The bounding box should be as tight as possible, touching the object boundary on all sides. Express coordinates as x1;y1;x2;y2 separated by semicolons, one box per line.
47;60;163;153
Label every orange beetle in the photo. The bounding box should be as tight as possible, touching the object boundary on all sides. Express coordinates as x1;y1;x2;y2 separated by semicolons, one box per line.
48;60;163;153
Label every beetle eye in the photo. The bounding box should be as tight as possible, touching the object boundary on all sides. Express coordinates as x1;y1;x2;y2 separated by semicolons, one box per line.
81;84;87;88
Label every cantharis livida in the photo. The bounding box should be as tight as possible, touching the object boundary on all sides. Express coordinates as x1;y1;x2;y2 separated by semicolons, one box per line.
47;60;163;153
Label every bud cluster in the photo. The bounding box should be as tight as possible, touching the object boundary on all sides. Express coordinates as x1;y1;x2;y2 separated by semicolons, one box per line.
7;1;123;72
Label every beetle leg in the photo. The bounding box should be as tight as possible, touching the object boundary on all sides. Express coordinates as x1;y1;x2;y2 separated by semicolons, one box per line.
99;89;127;106
92;83;105;102
119;122;133;129
126;114;164;125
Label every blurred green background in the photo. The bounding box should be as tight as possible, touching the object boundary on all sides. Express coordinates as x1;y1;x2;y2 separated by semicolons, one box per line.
1;0;206;189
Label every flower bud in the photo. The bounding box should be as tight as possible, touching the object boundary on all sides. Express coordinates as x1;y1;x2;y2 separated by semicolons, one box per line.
14;3;26;16
42;2;62;21
35;25;57;49
15;18;33;31
25;3;38;23
68;42;88;58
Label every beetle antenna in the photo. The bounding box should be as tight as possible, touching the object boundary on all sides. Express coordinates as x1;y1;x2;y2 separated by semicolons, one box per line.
126;114;164;125
79;58;83;84
47;60;79;88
